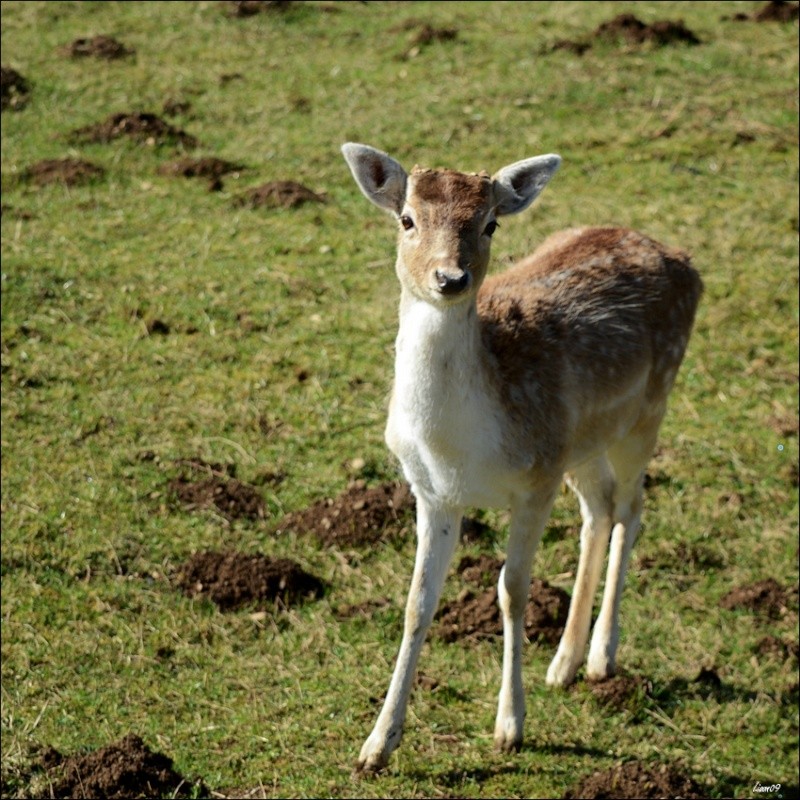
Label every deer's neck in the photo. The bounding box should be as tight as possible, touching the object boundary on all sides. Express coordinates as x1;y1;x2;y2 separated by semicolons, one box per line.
393;290;484;413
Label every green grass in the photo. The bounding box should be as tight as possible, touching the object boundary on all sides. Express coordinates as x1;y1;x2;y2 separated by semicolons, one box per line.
2;1;798;797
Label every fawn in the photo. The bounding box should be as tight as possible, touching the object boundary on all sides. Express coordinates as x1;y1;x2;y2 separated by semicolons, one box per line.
341;142;701;772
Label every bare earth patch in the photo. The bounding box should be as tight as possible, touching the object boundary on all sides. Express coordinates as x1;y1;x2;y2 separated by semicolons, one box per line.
1;66;30;111
70;112;198;148
226;0;295;16
167;459;266;521
233;180;325;209
23;158;105;187
436;578;569;644
176;551;324;610
551;13;700;54
589;673;653;710
720;579;798;619
562;761;705;800
595;13;701;45
61;35;135;59
276;481;414;547
753;1;800;21
40;734;205;799
456;553;502;587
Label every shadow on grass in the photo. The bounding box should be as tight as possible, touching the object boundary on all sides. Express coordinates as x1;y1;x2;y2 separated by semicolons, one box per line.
411;762;522;790
406;741;608;791
527;741;609;759
651;673;760;709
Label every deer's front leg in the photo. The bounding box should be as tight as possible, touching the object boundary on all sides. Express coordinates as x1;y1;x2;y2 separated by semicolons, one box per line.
357;498;462;773
494;488;556;751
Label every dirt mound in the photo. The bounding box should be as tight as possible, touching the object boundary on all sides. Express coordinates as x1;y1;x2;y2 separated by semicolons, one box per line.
755;1;799;21
167;460;266;521
233;180;325;209
595;14;701;45
276;481;414;547
720;579;798;618
41;734;204;799
62;35;134;59
176;551;324;610
589;674;653;710
1;66;30;111
563;761;704;799
23;158;105;187
436;577;569;644
70;112;197;147
550;14;699;55
457;553;502;587
227;0;294;16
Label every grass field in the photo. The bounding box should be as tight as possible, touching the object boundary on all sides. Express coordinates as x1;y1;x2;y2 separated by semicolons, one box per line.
1;1;798;797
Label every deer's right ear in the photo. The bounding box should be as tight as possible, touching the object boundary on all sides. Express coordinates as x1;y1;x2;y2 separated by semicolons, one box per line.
342;143;408;216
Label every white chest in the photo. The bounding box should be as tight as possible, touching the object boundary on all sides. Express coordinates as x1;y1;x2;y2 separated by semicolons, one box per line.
384;301;521;509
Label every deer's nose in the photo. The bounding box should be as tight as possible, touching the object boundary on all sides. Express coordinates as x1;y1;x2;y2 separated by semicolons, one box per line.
435;269;471;296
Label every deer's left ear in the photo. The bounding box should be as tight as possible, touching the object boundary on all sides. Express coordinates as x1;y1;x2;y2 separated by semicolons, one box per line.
492;154;561;216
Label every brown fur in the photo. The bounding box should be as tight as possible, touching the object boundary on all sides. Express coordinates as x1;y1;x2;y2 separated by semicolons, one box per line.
477;227;702;471
399;169;495;297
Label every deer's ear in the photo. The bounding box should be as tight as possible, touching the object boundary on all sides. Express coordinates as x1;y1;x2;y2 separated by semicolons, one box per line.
342;143;408;216
492;154;561;216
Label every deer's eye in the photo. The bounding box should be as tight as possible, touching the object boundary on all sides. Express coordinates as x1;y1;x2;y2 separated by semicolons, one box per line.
400;215;415;231
484;220;499;237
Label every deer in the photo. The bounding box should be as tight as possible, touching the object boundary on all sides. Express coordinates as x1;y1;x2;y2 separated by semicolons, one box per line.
341;142;702;773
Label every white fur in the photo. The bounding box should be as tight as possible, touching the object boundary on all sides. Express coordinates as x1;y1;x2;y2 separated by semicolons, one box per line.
387;298;525;510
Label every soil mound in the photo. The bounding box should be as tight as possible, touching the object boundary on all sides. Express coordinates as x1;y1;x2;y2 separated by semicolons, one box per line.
233;180;324;209
227;0;294;16
70;112;197;147
589;674;653;710
276;481;415;547
62;35;134;59
23;158;105;187
42;734;204;799
176;551;324;610
167;460;266;521
755;1;799;21
1;66;30;111
436;577;569;644
596;13;701;45
550;13;699;55
563;761;704;799
457;553;502;587
720;579;798;618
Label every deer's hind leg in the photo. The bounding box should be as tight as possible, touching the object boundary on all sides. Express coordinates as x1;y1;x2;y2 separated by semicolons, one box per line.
586;417;661;680
546;456;616;688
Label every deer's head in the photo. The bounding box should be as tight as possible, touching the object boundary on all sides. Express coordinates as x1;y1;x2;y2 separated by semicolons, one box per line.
342;143;561;305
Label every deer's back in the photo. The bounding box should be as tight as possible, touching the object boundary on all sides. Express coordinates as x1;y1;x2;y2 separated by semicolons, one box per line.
477;227;702;468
